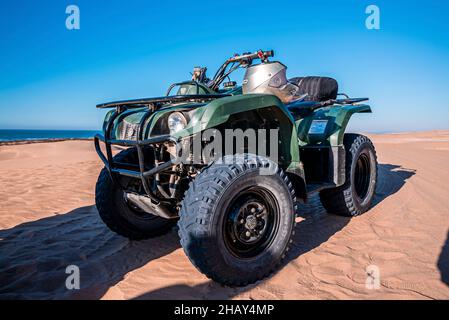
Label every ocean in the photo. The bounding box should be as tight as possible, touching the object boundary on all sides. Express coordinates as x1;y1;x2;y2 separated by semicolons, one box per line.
0;129;101;142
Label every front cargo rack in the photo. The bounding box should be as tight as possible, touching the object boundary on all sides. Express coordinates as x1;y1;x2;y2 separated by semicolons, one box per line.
96;93;231;109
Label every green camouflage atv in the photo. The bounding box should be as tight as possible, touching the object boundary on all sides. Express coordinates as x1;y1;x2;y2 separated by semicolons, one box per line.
94;50;377;286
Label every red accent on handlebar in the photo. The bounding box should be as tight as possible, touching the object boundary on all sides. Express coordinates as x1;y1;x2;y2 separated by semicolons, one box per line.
227;50;274;63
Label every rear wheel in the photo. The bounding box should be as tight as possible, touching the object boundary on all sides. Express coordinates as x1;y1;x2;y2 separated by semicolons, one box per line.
178;155;297;286
95;148;176;240
319;134;377;217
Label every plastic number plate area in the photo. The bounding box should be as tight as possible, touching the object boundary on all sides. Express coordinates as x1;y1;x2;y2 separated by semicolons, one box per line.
308;120;328;135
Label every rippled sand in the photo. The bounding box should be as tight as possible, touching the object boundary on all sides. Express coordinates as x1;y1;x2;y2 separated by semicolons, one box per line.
1;132;448;299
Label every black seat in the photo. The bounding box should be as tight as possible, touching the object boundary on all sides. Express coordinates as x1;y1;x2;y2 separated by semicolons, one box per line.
289;76;338;102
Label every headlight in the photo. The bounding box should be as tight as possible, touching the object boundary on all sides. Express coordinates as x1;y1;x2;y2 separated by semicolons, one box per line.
168;112;187;134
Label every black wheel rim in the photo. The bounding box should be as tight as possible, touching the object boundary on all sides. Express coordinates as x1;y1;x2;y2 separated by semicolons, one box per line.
223;187;279;259
354;152;371;200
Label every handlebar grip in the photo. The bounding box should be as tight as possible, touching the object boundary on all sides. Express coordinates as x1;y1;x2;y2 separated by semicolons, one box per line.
228;50;274;63
265;50;274;58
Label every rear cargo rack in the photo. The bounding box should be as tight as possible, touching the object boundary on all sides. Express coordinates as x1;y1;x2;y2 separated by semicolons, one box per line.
287;97;369;115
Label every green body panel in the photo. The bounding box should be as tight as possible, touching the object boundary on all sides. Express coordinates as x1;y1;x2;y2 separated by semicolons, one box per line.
172;94;301;171
173;83;214;95
174;94;293;134
102;109;115;132
104;103;205;139
102;94;371;180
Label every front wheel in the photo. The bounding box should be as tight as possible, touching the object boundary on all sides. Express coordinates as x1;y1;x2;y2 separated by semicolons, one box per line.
320;134;378;217
95;148;176;240
178;155;297;286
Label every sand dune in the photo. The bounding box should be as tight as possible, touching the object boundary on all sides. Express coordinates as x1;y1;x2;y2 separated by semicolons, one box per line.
0;132;449;300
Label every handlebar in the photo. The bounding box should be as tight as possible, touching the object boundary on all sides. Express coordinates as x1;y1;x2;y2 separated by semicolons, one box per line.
209;50;274;90
228;50;275;63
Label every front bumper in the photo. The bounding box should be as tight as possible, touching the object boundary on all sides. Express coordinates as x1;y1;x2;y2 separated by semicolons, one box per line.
94;133;179;202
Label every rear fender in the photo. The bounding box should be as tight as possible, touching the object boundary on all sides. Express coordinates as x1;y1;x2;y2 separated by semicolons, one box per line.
297;104;372;146
296;104;372;189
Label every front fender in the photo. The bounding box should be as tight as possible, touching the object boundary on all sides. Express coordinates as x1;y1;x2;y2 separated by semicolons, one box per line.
173;94;302;175
173;94;295;137
201;94;296;129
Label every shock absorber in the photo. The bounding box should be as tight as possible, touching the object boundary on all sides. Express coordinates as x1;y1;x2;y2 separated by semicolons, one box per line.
169;165;181;198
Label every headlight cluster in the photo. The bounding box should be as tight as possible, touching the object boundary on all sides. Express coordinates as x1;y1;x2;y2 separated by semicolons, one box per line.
168;112;188;134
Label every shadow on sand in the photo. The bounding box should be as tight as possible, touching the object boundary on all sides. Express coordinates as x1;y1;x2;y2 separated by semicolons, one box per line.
0;206;180;299
371;163;416;208
437;231;449;286
133;163;416;299
0;163;415;300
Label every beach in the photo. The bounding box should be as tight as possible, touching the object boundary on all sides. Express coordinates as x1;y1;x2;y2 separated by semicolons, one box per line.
0;131;448;300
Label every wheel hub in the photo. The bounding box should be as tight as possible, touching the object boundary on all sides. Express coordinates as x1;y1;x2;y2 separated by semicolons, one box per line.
245;215;258;230
238;203;267;243
223;187;280;259
228;197;272;247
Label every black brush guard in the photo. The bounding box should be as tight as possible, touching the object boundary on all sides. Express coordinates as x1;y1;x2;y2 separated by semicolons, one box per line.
95;133;179;202
94;93;230;204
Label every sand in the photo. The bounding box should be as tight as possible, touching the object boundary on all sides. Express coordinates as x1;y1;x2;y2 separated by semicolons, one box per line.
0;131;448;300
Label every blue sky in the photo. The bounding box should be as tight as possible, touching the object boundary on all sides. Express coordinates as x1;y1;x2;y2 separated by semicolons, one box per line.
0;0;448;132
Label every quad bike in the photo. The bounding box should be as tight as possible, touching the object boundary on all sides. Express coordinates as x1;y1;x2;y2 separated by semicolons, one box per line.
94;50;377;286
